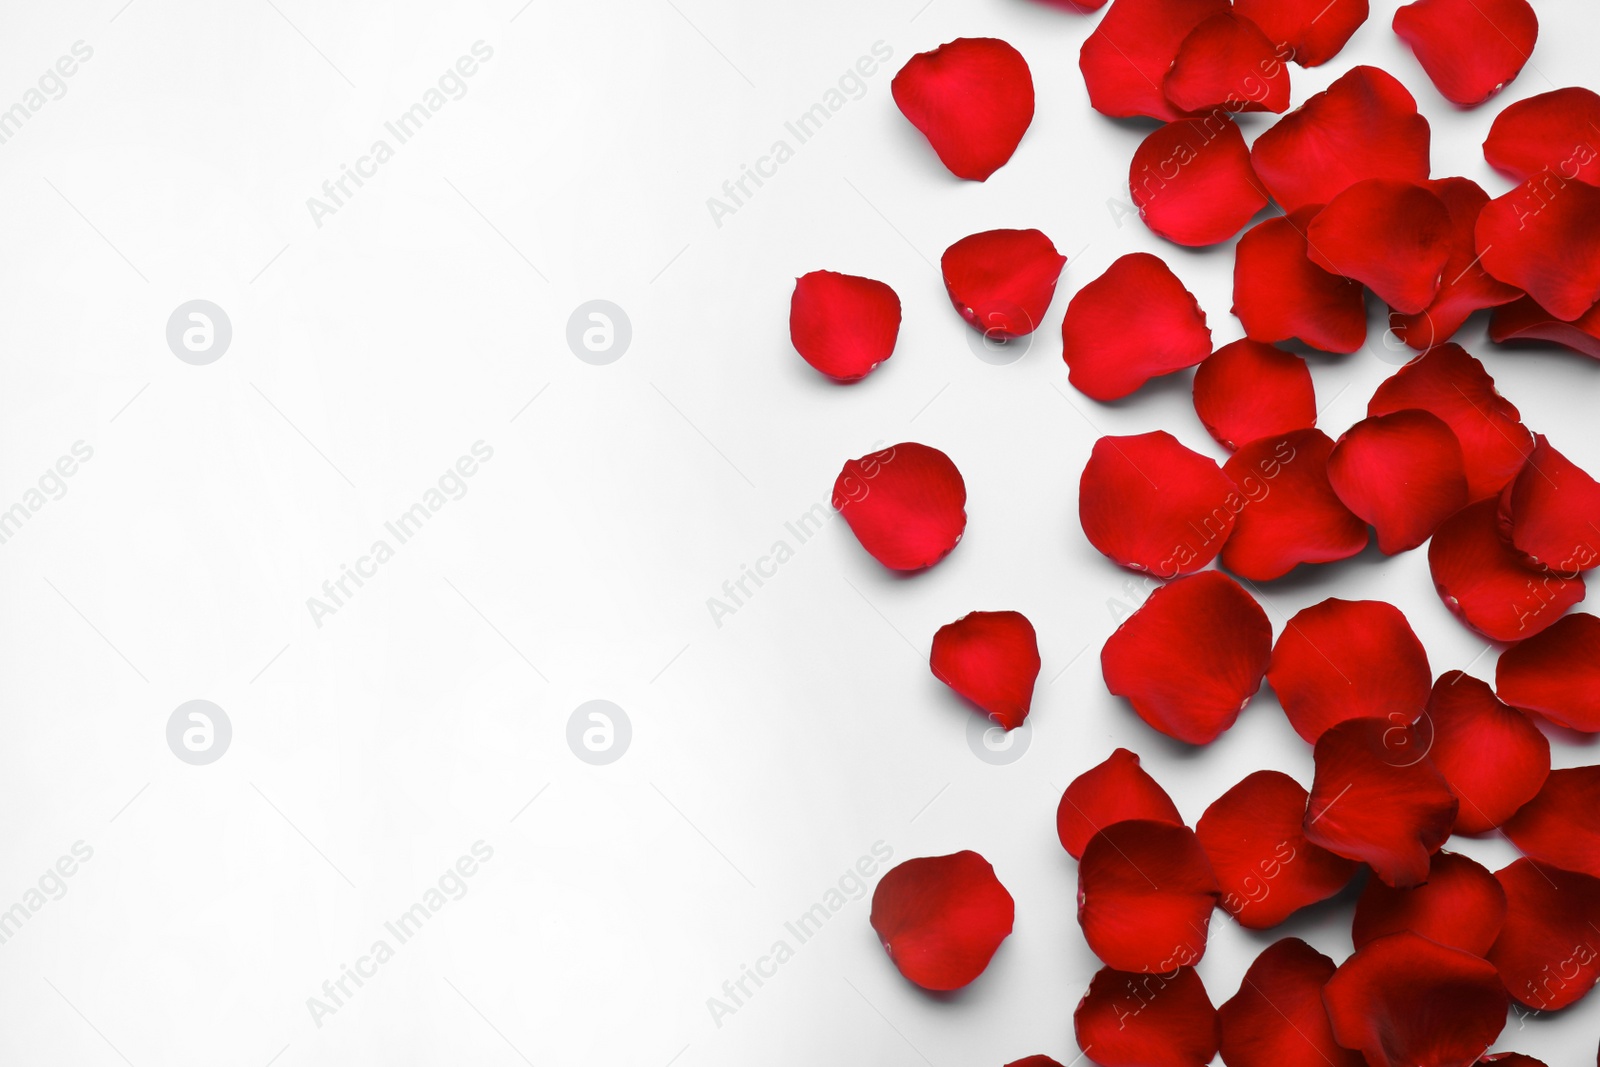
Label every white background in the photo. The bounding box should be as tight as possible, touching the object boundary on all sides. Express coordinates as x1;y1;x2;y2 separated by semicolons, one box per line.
1;0;1597;1063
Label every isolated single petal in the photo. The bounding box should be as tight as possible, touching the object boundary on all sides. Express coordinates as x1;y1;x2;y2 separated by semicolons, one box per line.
892;38;1035;181
1489;859;1600;1011
870;851;1015;991
1193;340;1316;452
1426;672;1550;835
1130;117;1269;247
1305;179;1453;314
1078;820;1220;971
1393;0;1537;107
1501;765;1600;879
1233;207;1368;352
1220;429;1369;581
1497;613;1600;733
1062;253;1213;399
1079;431;1237;577
1353;850;1507;956
789;271;901;381
1477;171;1600;321
1499;435;1600;572
930;610;1041;731
1490;295;1600;360
1428;498;1585;642
1327;410;1469;554
1233;0;1368;66
1079;0;1228;120
1217;939;1364;1067
1163;11;1291;114
942;228;1066;339
1389;177;1524;350
1075;965;1220;1067
1483;87;1600;185
1057;748;1184;860
833;443;967;571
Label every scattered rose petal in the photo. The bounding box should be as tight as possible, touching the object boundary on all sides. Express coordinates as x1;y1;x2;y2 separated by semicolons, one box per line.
1489;859;1600;1011
1326;410;1469;554
1497;613;1600;732
1499;435;1600;572
1007;1058;1066;1067
1428;498;1585;642
870;851;1015;991
1220;429;1369;581
930;610;1041;731
1304;178;1453;315
833;443;967;571
1426;672;1551;835
1392;0;1537;107
789;270;902;381
1130;118;1269;247
892;38;1035;181
1490;295;1600;360
1078;820;1221;972
942;228;1067;340
1501;765;1600;879
1389;177;1525;350
1476;170;1600;321
1192;340;1316;452
1163;12;1291;114
1062;253;1213;399
1233;207;1368;353
1078;0;1228;121
1217;939;1364;1067
1479;1056;1548;1067
1074;965;1220;1067
1057;748;1184;860
1079;431;1237;577
1353;850;1507;957
1483;87;1600;185
1233;0;1368;67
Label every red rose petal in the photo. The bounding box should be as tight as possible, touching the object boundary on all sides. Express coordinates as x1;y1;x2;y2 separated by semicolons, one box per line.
1078;0;1228;121
1497;613;1600;733
1078;820;1220;972
1304;717;1457;888
1326;410;1469;554
1217;939;1364;1067
1483;87;1600;185
1233;0;1367;67
1233;207;1368;353
1163;12;1291;114
1057;748;1184;860
930;610;1042;731
892;38;1035;181
1390;178;1525;351
833;443;967;571
1479;1056;1547;1067
1007;1058;1066;1067
1196;770;1359;928
1428;498;1585;642
869;851;1015;991
1062;253;1213;399
1490;295;1600;360
1267;598;1432;744
1074;965;1220;1067
1500;435;1600;572
942;228;1067;340
1501;765;1600;879
1192;339;1316;452
1101;571;1272;745
1477;170;1600;321
1488;859;1600;1011
1250;66;1431;214
788;270;902;381
1078;431;1236;577
1305;178;1453;315
1426;672;1551;835
1353;850;1507;957
1392;0;1537;107
1368;343;1534;502
1130;116;1269;247
1324;932;1510;1066
1220;429;1369;581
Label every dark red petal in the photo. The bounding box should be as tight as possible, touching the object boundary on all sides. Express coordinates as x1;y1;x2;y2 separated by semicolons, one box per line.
1323;932;1509;1066
1326;410;1469;554
1078;820;1220;971
1101;572;1272;745
891;38;1035;182
1490;295;1600;360
1196;770;1359;928
1478;1056;1547;1067
1192;340;1316;452
1007;1058;1066;1067
1233;0;1367;66
1074;965;1220;1067
1489;859;1600;1011
1220;429;1369;581
930;610;1041;731
1250;66;1430;214
788;271;901;381
1305;179;1453;314
833;443;967;571
1163;12;1291;114
1389;177;1525;351
1392;0;1537;107
1368;343;1534;501
942;229;1066;339
1057;749;1184;860
1426;672;1551;835
1483;87;1600;185
1130;117;1269;247
869;851;1015;991
1062;253;1213;399
1078;431;1236;577
1477;171;1600;321
1233;207;1368;353
1304;718;1457;888
1267;598;1432;744
1078;0;1228;121
1498;613;1600;733
1501;765;1600;879
1428;499;1585;642
1353;850;1507;957
1217;939;1364;1067
1500;436;1600;572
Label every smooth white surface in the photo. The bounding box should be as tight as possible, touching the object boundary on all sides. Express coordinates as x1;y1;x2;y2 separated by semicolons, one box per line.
1;0;1597;1063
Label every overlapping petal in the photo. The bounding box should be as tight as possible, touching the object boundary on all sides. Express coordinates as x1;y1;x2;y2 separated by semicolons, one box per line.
1233;0;1367;67
1217;939;1364;1067
1490;295;1600;360
1499;435;1600;572
789;271;901;381
1497;613;1600;732
1163;11;1291;114
1305;179;1453;314
1426;672;1550;834
1130;118;1269;247
892;38;1035;181
1075;965;1220;1067
870;851;1015;990
833;443;967;571
1220;429;1369;581
1393;0;1537;107
1079;431;1237;577
1389;178;1525;350
1057;748;1183;860
1476;171;1600;321
1079;0;1228;121
1501;765;1600;879
1233;208;1368;352
1078;820;1220;972
1482;87;1600;185
1428;499;1585;642
930;610;1041;731
1326;410;1469;554
1192;340;1316;452
1489;859;1600;1011
1353;850;1507;956
1062;253;1213;399
942;228;1067;340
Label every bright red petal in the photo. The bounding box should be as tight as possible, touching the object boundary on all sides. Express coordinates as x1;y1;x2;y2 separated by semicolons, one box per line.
789;271;901;381
1489;859;1600;1011
1233;207;1368;353
942;228;1067;339
1101;571;1272;745
1078;820;1220;971
1483;87;1600;185
1130;117;1268;247
1490;295;1600;360
1426;672;1551;834
833;443;967;571
1196;770;1359;928
930;610;1041;731
1192;340;1316;452
1323;932;1509;1066
1428;498;1585;642
1233;0;1367;66
1250;66;1430;214
1477;171;1600;321
1305;179;1453;314
1501;765;1600;879
1220;429;1369;581
1326;410;1469;554
869;851;1014;991
1389;178;1525;350
1075;965;1220;1067
1267;598;1432;744
1057;748;1184;860
1218;939;1364;1067
1062;253;1213;399
1392;0;1537;107
1078;0;1228;121
1499;435;1600;572
1353;850;1507;957
892;38;1035;181
1163;12;1291;114
1079;431;1236;577
1304;718;1457;888
1497;613;1600;733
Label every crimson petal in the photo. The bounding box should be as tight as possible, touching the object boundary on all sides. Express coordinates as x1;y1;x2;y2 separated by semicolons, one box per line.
1490;295;1600;360
1488;859;1600;1011
1477;170;1600;321
1326;410;1469;554
1163;12;1291;114
1079;431;1236;577
1233;207;1368;353
1217;939;1364;1067
1192;339;1316;452
1392;0;1537;107
1497;613;1600;732
1007;1059;1066;1067
942;228;1066;340
1057;748;1184;860
1220;429;1369;581
1499;435;1600;572
930;610;1041;731
869;851;1014;991
1062;253;1213;400
1428;498;1585;642
1426;672;1550;835
1483;87;1600;185
1353;850;1507;957
892;38;1035;181
1078;820;1220;971
1501;766;1600;880
789;271;901;381
1130;117;1269;247
1305;179;1453;315
1074;965;1220;1067
1390;178;1525;351
833;443;967;571
1233;0;1367;67
1078;0;1228;121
